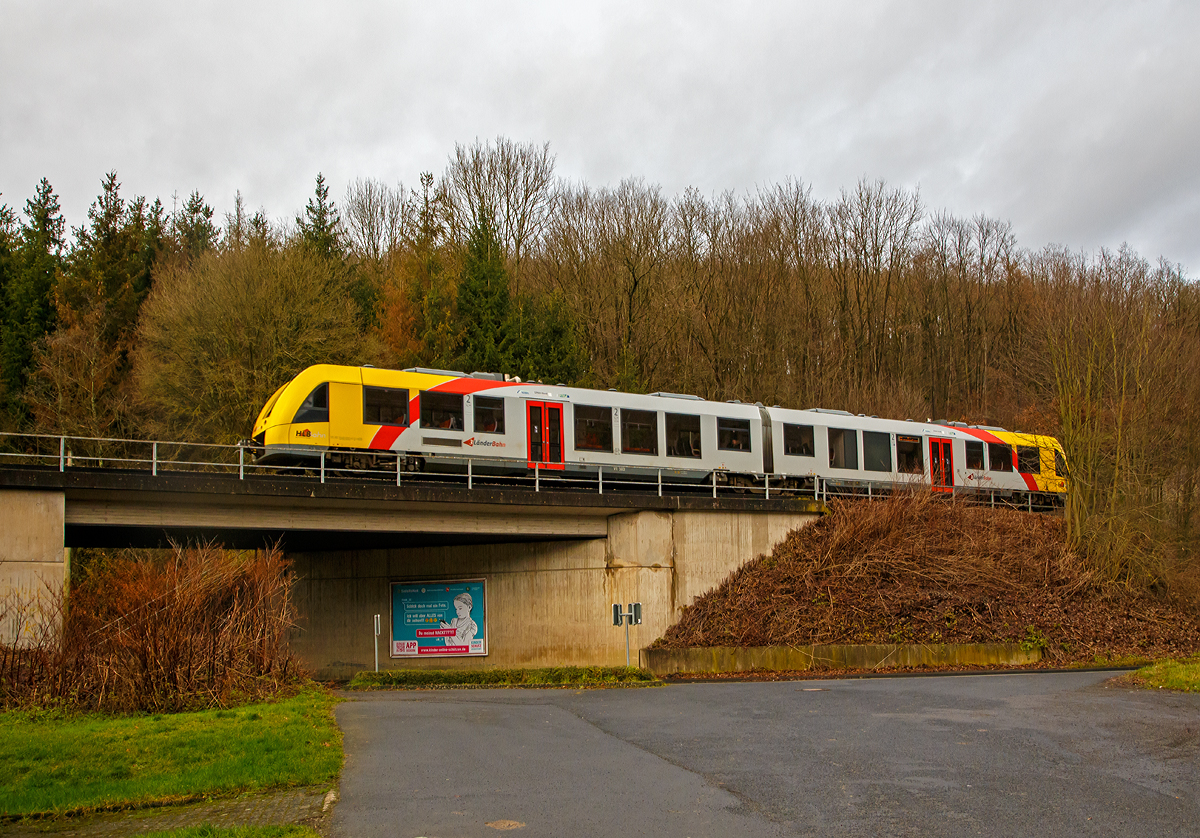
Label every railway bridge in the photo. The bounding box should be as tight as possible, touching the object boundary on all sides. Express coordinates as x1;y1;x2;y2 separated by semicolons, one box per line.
0;457;822;677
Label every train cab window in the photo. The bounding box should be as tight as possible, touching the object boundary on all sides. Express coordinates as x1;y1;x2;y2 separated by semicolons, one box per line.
1017;445;1042;475
574;405;613;452
665;413;702;458
292;383;329;424
717;418;752;452
965;440;984;471
621;409;659;455
988;442;1013;472
473;395;505;434
897;435;923;473
783;423;814;457
420;390;463;430
1054;449;1069;478
828;427;859;470
863;431;892;472
363;386;409;426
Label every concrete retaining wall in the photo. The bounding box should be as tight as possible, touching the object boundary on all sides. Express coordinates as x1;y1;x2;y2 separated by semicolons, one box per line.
289;509;818;679
0;489;67;645
642;643;1043;675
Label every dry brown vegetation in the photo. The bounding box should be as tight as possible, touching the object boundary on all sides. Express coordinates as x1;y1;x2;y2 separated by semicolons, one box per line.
655;492;1200;663
0;544;302;712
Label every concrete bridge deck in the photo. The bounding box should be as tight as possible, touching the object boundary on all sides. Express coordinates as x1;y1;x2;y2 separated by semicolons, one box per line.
0;465;825;673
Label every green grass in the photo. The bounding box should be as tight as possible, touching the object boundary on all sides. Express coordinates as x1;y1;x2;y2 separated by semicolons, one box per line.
348;665;660;689
143;828;319;838
0;688;341;818
1128;656;1200;693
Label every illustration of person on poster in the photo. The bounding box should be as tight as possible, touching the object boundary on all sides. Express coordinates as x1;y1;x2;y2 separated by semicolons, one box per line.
440;591;478;646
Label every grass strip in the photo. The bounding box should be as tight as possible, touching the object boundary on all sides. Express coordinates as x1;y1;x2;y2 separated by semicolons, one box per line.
348;665;659;689
143;828;319;838
1126;656;1200;692
0;688;341;818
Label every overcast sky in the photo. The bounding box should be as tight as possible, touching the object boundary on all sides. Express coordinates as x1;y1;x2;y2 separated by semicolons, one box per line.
2;1;1197;271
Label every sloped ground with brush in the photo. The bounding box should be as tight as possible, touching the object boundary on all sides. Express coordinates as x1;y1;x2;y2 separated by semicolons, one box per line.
654;493;1200;664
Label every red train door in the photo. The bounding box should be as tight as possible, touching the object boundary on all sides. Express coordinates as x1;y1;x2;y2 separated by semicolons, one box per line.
527;401;564;470
930;437;954;492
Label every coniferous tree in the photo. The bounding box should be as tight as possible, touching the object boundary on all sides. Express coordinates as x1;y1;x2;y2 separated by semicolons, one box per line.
26;173;163;437
297;173;378;328
173;190;218;261
0;179;65;421
504;292;588;385
454;211;510;374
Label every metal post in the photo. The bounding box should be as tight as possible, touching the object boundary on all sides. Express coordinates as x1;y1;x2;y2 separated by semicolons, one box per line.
320;451;325;484
657;468;662;497
765;473;770;500
598;466;603;495
397;454;402;486
712;471;717;499
374;614;381;673
625;616;631;667
535;462;539;492
152;442;158;477
467;458;472;490
238;445;244;480
59;436;65;472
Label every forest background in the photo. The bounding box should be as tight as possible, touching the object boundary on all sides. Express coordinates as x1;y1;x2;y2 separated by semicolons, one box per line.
1;137;1197;598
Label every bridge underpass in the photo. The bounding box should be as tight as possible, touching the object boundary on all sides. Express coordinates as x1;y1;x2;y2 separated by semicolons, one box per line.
0;467;823;676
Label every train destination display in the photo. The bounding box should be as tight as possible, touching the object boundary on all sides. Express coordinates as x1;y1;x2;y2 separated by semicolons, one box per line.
391;579;487;657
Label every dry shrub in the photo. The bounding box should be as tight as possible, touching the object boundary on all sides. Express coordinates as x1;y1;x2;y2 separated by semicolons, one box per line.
0;544;302;712
656;491;1200;662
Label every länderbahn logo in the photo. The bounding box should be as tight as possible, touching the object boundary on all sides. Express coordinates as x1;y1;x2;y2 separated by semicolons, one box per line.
464;437;506;448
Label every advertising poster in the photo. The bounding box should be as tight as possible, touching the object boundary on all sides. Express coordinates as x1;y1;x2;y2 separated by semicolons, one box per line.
391;578;487;657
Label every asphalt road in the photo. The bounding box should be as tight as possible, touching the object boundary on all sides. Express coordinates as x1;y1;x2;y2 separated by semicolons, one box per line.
331;672;1199;837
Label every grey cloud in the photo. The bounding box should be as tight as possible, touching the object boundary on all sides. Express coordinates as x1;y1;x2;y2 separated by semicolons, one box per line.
1;0;1195;270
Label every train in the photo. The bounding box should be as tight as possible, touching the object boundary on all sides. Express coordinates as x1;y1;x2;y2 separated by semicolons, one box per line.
247;364;1068;505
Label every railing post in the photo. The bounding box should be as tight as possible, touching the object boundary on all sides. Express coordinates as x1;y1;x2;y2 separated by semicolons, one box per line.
320;451;325;484
657;468;662;497
397;453;402;486
59;436;65;472
712;471;717;499
598;466;603;495
152;441;158;476
535;462;540;493
238;445;244;480
765;473;770;500
467;458;472;490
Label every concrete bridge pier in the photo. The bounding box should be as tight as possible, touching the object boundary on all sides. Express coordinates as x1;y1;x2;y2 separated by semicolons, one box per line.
0;489;67;645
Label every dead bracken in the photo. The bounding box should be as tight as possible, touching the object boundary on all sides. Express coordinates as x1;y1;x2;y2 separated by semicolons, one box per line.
653;492;1200;664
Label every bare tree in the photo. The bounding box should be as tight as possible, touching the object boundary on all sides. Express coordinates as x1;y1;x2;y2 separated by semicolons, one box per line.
444;137;556;291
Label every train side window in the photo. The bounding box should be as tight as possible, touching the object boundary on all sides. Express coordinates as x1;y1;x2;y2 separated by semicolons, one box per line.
621;409;659;455
828;427;859;469
293;383;329;424
474;395;505;434
965;440;984;470
363;386;409;426
1054;449;1069;478
574;404;613;452
783;423;814;457
863;431;892;472
717;417;752;452
897;435;923;473
988;442;1013;472
1017;445;1042;475
420;390;463;430
665;413;702;458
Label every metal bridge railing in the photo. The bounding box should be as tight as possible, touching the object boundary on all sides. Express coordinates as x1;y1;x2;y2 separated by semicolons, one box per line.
0;431;1052;510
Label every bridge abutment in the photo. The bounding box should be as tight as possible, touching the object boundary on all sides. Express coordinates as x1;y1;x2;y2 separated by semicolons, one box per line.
0;489;67;645
289;508;818;679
